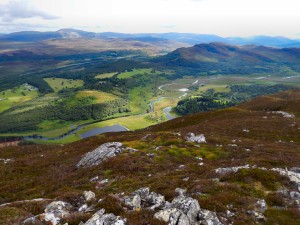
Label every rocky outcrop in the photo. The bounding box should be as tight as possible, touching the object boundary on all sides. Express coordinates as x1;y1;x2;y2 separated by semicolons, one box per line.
84;209;126;225
123;187;165;210
215;165;252;174
21;196;127;225
198;209;223;225
123;193;141;211
77;142;135;168
154;208;189;225
186;133;206;144
272;111;295;118
124;188;223;225
45;201;73;217
271;167;300;187
31;201;74;225
170;195;200;223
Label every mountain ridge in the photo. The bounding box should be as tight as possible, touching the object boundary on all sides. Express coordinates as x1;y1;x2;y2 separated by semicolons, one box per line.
155;42;300;73
1;29;300;47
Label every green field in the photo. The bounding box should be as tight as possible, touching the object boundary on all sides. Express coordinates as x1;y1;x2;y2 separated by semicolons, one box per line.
118;68;160;79
193;74;300;93
44;78;84;92
95;72;117;79
76;90;117;103
0;84;39;113
199;84;230;93
128;86;154;114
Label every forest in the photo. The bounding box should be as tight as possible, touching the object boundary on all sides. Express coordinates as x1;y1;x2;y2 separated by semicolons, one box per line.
173;84;290;115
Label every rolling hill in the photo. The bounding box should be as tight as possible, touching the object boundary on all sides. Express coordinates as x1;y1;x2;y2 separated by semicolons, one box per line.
156;43;300;73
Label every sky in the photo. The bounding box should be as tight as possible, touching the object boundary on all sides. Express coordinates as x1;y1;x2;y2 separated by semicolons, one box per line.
0;0;299;38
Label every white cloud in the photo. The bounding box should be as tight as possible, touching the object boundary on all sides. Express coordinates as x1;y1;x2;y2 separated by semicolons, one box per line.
0;0;299;38
0;1;59;22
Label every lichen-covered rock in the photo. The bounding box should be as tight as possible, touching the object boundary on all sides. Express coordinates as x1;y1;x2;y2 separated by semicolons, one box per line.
45;201;73;218
123;194;141;210
271;168;300;187
215;165;251;174
198;209;223;225
77;142;125;168
21;201;72;225
21;217;43;225
175;188;187;197
84;190;96;202
146;192;165;210
170;195;200;223
133;187;150;200
186;133;206;144
154;208;189;225
290;191;300;200
272;111;295;118
256;199;267;213
154;189;223;225
125;187;165;210
79;204;88;212
84;209;126;225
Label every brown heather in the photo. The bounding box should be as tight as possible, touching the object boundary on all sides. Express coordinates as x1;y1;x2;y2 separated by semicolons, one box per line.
0;90;300;224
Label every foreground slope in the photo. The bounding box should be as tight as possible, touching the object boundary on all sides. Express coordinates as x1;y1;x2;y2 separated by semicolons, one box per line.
0;90;299;224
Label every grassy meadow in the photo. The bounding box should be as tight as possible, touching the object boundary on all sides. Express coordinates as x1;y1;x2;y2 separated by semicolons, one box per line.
117;68;160;79
76;90;117;103
0;84;39;113
44;78;84;92
95;72;117;79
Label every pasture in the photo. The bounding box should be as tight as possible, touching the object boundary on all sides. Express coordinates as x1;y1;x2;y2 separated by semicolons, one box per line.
0;84;39;113
44;78;84;92
76;90;117;103
95;72;117;79
117;68;160;79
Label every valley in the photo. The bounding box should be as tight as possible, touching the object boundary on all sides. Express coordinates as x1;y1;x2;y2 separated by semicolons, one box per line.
0;28;300;225
1;0;300;222
1;63;300;144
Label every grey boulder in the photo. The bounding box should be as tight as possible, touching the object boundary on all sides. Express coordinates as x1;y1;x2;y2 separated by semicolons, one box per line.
154;208;190;225
198;209;223;225
77;142;125;168
186;133;206;144
170;195;200;223
84;209;126;225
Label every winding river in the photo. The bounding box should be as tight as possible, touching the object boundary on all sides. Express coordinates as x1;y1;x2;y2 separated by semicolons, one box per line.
22;79;199;141
24;124;129;141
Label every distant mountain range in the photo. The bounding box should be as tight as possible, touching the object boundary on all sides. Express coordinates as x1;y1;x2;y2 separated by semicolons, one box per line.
155;42;300;74
162;42;300;64
1;28;300;47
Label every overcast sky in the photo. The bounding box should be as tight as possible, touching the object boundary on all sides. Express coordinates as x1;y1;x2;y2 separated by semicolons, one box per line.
0;0;299;38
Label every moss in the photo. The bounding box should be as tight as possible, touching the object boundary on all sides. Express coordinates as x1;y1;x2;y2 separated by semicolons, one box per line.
220;168;288;191
264;209;300;225
103;169;113;177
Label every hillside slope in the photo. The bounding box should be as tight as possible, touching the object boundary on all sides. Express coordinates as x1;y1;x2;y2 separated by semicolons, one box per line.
0;90;299;224
157;43;300;73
